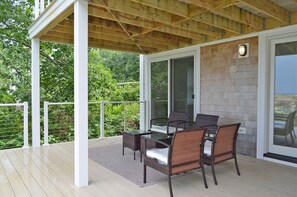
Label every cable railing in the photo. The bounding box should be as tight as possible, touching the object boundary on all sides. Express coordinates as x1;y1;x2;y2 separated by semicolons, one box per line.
43;100;146;145
0;102;29;150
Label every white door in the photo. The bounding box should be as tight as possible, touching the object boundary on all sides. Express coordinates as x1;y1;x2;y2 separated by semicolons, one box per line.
268;35;297;158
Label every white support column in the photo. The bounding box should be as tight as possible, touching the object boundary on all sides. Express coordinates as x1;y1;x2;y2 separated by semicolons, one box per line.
74;0;88;187
31;38;40;148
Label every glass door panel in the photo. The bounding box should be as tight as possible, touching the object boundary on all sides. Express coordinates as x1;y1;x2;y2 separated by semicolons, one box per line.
150;60;168;125
171;56;194;121
270;38;297;158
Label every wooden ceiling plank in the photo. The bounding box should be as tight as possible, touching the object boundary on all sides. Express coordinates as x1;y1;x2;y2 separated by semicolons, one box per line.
131;0;189;17
238;0;290;24
100;1;145;52
130;0;223;38
89;42;146;53
45;29;163;53
58;19;131;39
50;27;170;50
213;6;264;30
192;12;241;34
176;20;222;38
91;0;173;25
88;5;202;44
89;37;157;52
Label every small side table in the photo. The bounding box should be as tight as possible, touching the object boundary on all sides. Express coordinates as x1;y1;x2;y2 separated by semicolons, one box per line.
122;130;152;160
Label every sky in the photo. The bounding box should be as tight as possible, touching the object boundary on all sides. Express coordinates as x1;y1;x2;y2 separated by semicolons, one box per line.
275;54;297;95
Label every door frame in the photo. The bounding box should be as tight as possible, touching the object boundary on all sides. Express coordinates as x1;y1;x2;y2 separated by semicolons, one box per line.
146;49;200;127
258;24;297;166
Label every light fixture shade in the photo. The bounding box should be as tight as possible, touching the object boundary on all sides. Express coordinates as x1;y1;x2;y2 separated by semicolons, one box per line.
238;43;249;58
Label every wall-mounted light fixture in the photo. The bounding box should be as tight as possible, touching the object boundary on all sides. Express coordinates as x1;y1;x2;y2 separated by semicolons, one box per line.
238;43;249;58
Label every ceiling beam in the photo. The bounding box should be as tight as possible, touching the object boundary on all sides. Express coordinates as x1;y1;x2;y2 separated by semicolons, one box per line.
91;0;174;26
192;12;241;34
50;26;170;50
238;0;290;24
130;0;189;18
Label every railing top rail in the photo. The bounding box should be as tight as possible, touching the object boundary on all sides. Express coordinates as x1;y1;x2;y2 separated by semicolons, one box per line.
46;102;74;105
0;103;26;107
46;101;146;105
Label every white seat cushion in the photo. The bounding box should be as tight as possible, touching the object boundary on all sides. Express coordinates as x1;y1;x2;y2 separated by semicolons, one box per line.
146;148;169;165
204;140;212;156
150;125;167;133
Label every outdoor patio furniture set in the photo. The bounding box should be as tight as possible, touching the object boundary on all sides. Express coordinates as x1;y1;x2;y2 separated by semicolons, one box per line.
122;112;241;197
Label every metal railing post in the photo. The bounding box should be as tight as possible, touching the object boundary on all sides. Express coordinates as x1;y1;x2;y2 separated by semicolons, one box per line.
143;101;146;131
22;102;29;149
100;101;105;139
43;101;49;146
123;101;127;132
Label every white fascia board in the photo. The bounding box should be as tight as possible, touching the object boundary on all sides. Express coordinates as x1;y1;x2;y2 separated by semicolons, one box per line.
28;0;76;39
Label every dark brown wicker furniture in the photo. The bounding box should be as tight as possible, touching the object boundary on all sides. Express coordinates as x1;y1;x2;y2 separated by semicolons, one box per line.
122;130;152;160
274;111;296;145
150;111;187;134
203;123;241;185
143;128;208;197
181;113;219;136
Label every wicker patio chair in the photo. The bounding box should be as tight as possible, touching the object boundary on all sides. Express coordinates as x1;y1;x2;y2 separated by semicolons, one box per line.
150;111;187;134
143;128;208;197
274;110;296;145
180;113;219;136
203;123;241;185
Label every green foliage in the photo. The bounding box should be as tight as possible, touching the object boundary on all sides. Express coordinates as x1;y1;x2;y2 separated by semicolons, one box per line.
0;1;140;149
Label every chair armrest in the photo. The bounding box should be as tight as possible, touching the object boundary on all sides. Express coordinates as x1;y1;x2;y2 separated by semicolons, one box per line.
150;118;169;128
178;121;195;129
167;120;186;133
200;124;218;136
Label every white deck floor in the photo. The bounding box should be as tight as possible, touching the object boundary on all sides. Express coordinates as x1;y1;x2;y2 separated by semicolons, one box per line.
0;136;297;197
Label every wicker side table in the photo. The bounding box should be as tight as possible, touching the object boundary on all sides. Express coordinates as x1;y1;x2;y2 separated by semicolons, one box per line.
122;130;152;160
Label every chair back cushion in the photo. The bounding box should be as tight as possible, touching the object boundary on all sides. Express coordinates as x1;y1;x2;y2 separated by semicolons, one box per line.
285;111;297;132
167;111;187;127
194;114;219;134
170;128;206;174
213;123;240;162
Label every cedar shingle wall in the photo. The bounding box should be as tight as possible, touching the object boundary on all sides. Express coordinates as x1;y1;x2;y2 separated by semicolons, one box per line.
200;37;258;157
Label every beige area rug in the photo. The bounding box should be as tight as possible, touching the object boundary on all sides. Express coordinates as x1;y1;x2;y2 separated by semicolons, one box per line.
89;144;193;187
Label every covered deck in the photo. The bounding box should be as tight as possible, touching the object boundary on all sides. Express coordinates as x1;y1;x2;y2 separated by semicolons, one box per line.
1;137;297;197
28;0;297;188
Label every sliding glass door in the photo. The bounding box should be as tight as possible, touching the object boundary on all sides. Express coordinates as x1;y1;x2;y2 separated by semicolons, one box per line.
171;57;194;121
150;56;194;125
151;60;169;125
269;36;297;158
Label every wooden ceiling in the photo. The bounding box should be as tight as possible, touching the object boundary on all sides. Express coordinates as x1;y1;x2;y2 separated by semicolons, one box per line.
39;0;297;54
